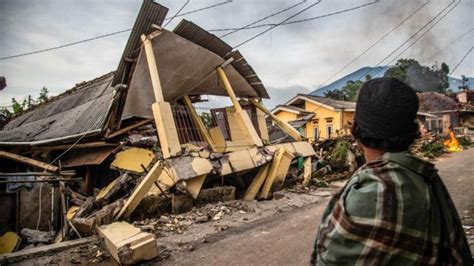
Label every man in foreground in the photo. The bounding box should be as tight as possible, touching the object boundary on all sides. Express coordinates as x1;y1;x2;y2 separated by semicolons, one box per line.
312;78;472;265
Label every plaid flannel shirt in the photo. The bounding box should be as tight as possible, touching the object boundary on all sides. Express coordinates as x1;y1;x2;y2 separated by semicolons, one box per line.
312;152;472;265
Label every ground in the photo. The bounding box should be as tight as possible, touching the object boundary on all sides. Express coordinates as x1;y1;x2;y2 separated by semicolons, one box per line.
10;148;474;265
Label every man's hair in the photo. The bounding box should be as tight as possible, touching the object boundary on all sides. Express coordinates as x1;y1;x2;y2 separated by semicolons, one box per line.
351;121;418;152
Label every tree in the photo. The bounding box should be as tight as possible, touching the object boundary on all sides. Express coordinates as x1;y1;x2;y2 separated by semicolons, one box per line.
38;86;49;103
11;98;25;114
384;58;450;93
0;108;12;129
324;75;371;101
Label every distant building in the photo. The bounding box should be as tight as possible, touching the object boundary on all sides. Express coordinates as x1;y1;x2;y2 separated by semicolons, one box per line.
272;94;355;141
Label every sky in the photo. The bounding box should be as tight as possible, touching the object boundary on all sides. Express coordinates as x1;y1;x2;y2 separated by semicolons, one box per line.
0;0;473;109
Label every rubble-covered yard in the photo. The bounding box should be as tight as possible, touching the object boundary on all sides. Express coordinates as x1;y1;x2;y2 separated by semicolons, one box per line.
1;1;472;264
0;1;355;264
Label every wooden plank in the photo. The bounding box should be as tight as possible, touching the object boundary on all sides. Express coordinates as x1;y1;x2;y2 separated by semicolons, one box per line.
183;96;216;151
111;148;155;173
106;119;153;139
152;102;181;159
216;67;263;147
259;148;286;199
0;237;93;263
0;150;58;172
116;162;166;219
209;127;226;152
303;157;312;186
185;174;207;199
249;98;303;141
271;149;295;192
141;33;164;102
243;164;270;201
256;107;269;143
61;146;116;168
226;107;250;141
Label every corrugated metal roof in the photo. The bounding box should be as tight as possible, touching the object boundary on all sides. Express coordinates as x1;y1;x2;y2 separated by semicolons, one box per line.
173;20;232;58
172;20;268;99
303;94;356;109
225;50;268;99
0;73;119;145
113;0;168;85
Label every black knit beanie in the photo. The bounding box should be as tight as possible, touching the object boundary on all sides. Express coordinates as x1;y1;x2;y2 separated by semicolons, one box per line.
354;77;419;140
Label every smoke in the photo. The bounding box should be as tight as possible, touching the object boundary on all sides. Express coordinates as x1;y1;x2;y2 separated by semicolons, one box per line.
363;0;446;63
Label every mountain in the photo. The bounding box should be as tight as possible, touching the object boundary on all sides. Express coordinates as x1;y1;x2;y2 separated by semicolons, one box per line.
311;66;474;96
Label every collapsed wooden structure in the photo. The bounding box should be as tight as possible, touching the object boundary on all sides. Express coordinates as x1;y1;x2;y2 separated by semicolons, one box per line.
0;0;315;261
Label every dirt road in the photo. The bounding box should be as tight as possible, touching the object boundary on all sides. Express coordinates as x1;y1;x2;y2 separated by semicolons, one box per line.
165;149;474;265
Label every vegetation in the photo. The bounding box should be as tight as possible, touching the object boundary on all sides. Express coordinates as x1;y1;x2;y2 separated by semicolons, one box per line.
420;141;445;159
324;75;371;101
329;140;352;170
384;58;450;93
0;87;50;128
458;136;472;148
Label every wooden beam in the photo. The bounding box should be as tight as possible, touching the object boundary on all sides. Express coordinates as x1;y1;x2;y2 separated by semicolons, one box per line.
249;98;304;141
116;162;168;220
183;96;216;151
141;33;164;102
0;237;93;263
269;149;295;192
31;142;116;152
0;150;58;172
303;157;312;186
106;119;153;139
256;106;269;143
259;148;294;199
243;164;270;201
152;102;181;159
216;67;263;147
185;174;207;199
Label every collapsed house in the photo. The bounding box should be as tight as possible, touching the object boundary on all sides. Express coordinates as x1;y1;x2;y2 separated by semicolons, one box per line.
0;0;315;260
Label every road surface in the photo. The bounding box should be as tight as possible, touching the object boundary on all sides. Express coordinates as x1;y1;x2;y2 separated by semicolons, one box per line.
165;148;474;265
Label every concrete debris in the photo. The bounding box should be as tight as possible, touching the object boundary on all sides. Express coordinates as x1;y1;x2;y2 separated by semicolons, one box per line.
98;221;158;264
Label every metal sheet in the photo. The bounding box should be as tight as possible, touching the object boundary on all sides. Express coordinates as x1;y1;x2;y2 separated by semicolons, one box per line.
113;0;169;85
0;73;118;144
61;146;116;168
122;30;261;119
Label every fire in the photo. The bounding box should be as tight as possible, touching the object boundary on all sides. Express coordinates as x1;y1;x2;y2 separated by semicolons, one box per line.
443;130;462;152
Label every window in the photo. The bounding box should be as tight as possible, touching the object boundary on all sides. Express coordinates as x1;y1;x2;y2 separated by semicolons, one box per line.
313;126;319;141
327;124;333;139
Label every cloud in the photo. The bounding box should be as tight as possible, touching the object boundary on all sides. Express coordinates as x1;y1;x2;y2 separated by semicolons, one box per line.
0;0;472;109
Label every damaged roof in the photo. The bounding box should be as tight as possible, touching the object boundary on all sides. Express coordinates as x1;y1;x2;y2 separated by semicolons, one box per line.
0;73;119;145
417;92;459;113
122;20;268;119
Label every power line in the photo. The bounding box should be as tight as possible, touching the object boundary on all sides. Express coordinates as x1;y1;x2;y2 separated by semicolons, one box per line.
450;46;474;75
233;0;323;49
385;0;462;66
357;0;458;80
320;0;429;86
210;0;380;32
163;0;190;28
219;0;306;38
426;27;473;60
0;0;232;61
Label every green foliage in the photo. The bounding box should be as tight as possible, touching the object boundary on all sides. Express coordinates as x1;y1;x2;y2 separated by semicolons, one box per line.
200;112;213;128
11;98;26;114
0;108;12;129
329;140;351;170
324;75;371;101
38;86;49;103
420;141;445;159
